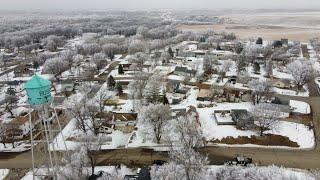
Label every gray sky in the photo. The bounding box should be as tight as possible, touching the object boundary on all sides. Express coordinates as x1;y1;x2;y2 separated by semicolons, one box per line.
1;0;320;10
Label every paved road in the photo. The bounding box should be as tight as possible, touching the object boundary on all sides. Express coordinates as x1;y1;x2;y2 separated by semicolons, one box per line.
0;74;319;170
0;95;319;169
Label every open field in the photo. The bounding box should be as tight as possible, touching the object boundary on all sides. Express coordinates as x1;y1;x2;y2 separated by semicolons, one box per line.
177;12;320;42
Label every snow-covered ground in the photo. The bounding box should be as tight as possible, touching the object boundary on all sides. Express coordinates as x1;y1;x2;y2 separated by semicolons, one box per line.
50;118;130;151
21;165;134;180
0;169;9;179
20;165;316;180
290;100;311;114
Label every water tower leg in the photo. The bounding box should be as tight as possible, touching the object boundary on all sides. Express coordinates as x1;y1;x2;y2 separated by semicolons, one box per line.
53;107;69;152
28;107;35;180
42;119;55;178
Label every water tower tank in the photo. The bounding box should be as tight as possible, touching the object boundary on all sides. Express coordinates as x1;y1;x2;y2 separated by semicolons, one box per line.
24;74;53;106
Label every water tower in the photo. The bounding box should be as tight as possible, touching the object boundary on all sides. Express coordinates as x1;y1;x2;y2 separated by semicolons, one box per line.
25;74;67;180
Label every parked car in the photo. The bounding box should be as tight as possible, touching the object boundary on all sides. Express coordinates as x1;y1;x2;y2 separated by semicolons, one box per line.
153;160;167;166
224;155;253;166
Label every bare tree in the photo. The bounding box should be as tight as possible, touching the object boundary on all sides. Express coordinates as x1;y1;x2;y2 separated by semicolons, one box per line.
64;93;88;134
251;103;280;136
58;145;88;180
91;52;107;70
43;35;64;52
138;104;171;143
0;127;7;148
248;79;272;104
202;55;212;73
219;59;233;81
286;59;314;90
93;86;116;117
3;94;17;117
43;57;69;75
79;134;105;175
60;50;75;70
143;73;163;104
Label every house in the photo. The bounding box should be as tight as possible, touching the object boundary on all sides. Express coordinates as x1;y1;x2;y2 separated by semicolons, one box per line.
173;66;196;77
197;89;213;101
281;38;289;47
55;79;75;94
230;109;254;129
14;65;34;77
273;79;291;89
112;112;138;133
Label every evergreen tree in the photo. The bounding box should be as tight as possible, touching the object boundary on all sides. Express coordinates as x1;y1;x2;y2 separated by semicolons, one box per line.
256;37;263;45
162;94;169;104
168;47;174;58
116;82;123;95
253;62;261;74
216;44;222;50
107;75;116;89
118;64;124;74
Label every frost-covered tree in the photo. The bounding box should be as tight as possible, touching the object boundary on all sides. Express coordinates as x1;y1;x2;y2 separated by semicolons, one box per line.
128;39;146;54
251;103;280;136
219;59;233;81
143;73;163;104
236;53;248;74
168;147;208;180
129;52;149;71
248;79;272;104
92;52;106;70
78;43;102;56
3;93;17;117
93;86;116;117
103;43;118;60
286;59;314;90
59;50;75;70
203;55;212;72
138;104;171;143
128;72;149;100
43;35;64;52
173;115;204;149
43;57;68;75
58;145;88;180
65;93;88;133
159;51;171;64
78;134;105;175
151;115;207;180
265;60;273;77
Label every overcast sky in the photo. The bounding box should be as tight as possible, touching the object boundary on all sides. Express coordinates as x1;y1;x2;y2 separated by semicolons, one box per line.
1;0;320;10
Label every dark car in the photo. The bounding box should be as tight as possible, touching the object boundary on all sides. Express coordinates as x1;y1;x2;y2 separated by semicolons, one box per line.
153;160;167;166
224;155;253;166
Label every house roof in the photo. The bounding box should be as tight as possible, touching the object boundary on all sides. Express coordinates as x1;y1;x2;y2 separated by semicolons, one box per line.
114;113;137;121
24;74;51;89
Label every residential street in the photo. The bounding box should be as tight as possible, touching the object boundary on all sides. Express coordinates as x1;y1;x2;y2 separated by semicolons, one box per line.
0;94;319;169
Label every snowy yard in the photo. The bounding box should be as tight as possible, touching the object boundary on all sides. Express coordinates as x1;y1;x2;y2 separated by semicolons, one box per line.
0;169;9;179
50;118;130;151
198;104;315;149
21;165;134;180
